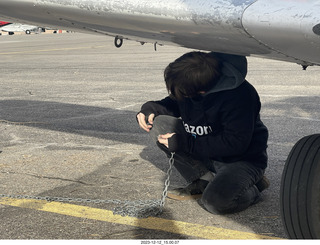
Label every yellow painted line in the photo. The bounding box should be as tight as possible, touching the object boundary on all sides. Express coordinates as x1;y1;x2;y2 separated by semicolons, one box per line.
0;45;107;55
0;197;280;240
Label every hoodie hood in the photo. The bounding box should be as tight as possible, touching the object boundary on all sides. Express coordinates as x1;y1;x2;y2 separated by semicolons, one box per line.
204;52;248;95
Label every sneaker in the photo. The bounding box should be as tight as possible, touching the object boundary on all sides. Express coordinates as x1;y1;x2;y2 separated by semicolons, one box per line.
255;175;270;192
167;179;209;200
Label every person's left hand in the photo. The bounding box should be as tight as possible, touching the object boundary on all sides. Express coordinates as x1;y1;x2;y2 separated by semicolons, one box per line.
158;133;176;148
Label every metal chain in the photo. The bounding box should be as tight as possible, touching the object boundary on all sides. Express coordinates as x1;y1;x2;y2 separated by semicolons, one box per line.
0;152;175;219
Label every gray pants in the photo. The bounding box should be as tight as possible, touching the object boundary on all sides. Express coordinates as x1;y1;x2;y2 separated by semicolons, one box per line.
150;115;264;214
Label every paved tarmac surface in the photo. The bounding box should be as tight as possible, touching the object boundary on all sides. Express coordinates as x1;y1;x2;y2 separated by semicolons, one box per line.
0;33;319;240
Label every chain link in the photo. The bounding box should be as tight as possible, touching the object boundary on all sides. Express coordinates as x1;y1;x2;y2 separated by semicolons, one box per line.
0;153;175;219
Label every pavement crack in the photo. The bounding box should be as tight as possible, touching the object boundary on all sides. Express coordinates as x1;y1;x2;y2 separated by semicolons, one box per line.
0;170;93;186
0;120;49;125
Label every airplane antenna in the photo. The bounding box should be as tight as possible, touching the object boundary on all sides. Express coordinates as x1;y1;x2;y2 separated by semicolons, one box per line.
154;42;163;51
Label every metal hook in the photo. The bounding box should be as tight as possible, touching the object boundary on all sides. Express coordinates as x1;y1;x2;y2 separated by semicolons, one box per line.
114;36;123;48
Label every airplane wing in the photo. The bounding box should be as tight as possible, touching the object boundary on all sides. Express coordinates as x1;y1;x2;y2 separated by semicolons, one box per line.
0;0;319;67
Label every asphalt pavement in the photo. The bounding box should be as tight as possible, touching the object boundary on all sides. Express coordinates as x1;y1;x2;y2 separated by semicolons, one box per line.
0;32;319;240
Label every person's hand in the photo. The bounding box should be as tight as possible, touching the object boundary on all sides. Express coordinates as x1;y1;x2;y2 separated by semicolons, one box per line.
136;112;155;132
158;133;176;148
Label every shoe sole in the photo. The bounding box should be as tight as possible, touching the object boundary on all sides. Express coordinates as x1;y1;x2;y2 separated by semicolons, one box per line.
256;176;270;192
167;193;202;201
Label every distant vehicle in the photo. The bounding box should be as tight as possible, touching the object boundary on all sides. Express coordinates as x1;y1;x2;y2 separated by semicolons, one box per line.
0;21;44;35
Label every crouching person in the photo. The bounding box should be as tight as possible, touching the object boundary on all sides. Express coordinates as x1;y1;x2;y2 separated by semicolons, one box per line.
136;51;269;214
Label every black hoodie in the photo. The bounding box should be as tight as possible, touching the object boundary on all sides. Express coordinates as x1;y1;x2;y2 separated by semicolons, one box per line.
140;53;268;169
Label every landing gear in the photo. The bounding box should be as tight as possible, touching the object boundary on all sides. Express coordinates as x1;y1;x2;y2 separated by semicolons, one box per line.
280;134;320;239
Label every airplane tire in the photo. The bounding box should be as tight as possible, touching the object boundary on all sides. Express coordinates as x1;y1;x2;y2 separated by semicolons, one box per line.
280;134;320;239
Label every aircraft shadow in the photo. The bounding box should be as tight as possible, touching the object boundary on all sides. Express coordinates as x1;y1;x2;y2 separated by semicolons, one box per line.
0;99;188;239
2;96;318;239
0;99;143;143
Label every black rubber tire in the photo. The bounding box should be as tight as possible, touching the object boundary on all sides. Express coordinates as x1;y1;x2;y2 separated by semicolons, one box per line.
280;134;320;239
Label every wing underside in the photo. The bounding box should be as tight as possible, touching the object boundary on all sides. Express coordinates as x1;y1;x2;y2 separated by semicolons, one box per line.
0;0;319;66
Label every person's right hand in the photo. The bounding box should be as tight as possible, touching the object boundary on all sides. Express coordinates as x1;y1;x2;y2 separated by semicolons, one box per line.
136;112;155;132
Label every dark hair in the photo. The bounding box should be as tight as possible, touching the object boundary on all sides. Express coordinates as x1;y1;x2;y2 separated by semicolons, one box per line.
164;51;221;100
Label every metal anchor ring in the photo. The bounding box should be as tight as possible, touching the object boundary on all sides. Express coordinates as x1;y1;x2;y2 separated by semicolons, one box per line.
114;36;123;48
